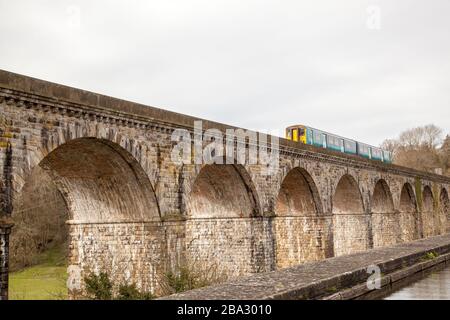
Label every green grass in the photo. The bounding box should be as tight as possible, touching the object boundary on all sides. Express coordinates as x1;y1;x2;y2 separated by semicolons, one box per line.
9;246;68;300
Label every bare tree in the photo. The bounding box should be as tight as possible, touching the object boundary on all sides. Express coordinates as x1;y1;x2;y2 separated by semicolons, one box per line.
398;126;424;148
422;124;443;148
380;139;400;158
381;124;448;176
439;135;450;175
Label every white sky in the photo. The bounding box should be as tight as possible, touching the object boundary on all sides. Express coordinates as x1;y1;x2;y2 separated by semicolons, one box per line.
1;0;449;146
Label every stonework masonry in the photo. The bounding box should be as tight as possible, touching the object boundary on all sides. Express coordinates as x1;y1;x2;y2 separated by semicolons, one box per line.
0;69;449;299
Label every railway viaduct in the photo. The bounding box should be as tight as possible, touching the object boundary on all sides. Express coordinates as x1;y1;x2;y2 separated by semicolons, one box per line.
0;70;449;299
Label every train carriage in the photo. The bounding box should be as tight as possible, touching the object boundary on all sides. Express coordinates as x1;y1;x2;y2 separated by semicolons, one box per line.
357;142;371;159
310;128;326;148
326;134;344;152
371;147;384;161
286;124;392;164
343;139;357;155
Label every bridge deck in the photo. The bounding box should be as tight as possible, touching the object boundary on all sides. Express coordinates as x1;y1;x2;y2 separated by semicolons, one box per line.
161;234;450;300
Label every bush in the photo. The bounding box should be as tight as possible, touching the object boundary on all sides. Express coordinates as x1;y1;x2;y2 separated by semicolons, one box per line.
84;272;113;300
83;272;153;300
164;267;200;293
160;262;227;295
117;284;154;300
425;251;439;260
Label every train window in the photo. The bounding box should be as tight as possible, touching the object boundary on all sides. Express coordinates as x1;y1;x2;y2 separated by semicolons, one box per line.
286;129;291;139
299;128;305;135
329;136;336;146
359;144;368;153
373;149;379;157
313;130;322;142
329;135;340;147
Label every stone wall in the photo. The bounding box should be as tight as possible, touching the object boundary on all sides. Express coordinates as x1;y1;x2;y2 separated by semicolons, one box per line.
440;189;450;233
398;183;420;242
185;218;271;277
273;216;331;268
421;186;436;238
332;174;370;256
67;222;167;296
371;180;400;247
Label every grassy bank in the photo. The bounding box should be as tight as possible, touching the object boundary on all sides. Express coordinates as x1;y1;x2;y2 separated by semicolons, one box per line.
9;246;68;300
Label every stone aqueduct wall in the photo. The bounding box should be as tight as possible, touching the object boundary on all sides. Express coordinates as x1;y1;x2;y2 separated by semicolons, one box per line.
0;70;449;297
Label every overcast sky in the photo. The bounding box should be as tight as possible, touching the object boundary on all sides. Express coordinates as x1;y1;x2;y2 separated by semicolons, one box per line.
1;0;449;146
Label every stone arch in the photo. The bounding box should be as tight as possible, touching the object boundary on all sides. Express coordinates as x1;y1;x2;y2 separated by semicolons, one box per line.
371;179;394;213
371;179;400;248
275;167;322;216
421;185;435;238
439;188;449;234
332;173;365;213
29;138;160;222
185;164;266;278
186;164;260;218
399;183;420;241
273;167;328;269
332;174;369;256
13;123;154;198
10;137;162;297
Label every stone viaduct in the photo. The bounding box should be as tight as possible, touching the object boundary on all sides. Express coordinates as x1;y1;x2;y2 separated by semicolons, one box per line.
0;70;449;299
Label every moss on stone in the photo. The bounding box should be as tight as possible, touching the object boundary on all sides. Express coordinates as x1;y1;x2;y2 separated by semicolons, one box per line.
415;178;423;212
422;251;439;261
326;286;338;293
433;183;439;210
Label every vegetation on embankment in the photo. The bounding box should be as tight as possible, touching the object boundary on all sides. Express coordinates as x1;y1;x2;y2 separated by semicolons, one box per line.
381;124;449;176
9;245;67;300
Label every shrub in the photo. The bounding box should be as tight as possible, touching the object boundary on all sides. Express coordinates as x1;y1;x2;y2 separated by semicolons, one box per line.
160;262;227;295
425;251;439;260
83;272;153;300
164;267;200;293
84;272;113;300
117;283;154;300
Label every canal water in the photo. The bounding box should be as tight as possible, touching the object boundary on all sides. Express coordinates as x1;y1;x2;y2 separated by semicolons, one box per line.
383;264;450;300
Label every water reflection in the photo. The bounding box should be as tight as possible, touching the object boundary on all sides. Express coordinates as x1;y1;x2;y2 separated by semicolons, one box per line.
384;266;450;300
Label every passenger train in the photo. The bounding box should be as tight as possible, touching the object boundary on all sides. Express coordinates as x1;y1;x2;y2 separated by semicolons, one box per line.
285;124;392;164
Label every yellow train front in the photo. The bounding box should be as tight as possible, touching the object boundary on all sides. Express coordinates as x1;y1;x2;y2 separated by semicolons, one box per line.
285;125;392;163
